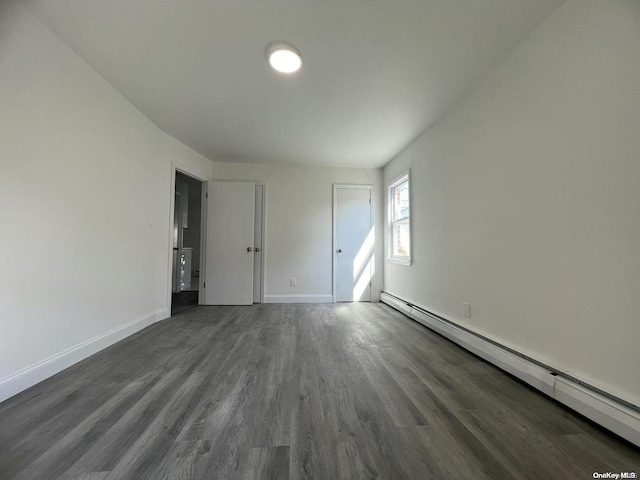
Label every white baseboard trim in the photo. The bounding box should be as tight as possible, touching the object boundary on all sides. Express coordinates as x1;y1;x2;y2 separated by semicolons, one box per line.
155;308;170;322
380;292;640;447
554;377;640;447
0;310;165;404
264;294;334;304
379;292;413;316
407;307;557;397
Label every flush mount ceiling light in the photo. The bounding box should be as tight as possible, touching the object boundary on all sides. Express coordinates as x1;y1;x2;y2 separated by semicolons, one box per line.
266;42;302;74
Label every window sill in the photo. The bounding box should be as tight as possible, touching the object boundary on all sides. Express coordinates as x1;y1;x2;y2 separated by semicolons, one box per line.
386;257;412;266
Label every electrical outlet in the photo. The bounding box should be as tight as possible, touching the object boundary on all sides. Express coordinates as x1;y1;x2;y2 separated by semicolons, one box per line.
463;302;471;318
290;277;297;287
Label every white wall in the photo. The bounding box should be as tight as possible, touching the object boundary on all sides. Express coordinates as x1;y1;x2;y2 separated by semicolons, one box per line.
384;0;640;407
0;0;212;401
210;162;383;303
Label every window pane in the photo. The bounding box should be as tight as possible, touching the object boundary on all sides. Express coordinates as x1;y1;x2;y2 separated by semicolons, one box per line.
393;180;409;221
392;219;410;257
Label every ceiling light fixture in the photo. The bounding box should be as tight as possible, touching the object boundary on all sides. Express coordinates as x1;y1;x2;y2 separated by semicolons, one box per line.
266;42;302;74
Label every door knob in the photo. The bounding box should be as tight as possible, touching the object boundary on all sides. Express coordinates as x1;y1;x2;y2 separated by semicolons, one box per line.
254;247;261;252
247;247;253;252
336;249;342;253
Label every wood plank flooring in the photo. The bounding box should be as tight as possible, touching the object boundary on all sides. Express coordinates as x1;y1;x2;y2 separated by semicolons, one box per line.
0;303;638;479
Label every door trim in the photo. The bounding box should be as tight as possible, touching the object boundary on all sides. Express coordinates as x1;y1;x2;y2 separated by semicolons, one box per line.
332;184;373;303
255;183;266;303
167;162;208;315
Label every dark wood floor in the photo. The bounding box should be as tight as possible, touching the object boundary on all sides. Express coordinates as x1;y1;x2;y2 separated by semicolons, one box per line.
0;304;638;479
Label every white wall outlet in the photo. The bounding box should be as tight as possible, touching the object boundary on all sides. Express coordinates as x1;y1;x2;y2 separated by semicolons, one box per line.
463;302;471;318
290;277;297;287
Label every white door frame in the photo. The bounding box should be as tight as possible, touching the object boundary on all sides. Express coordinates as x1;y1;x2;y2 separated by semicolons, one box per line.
254;183;267;303
167;162;208;314
332;184;373;303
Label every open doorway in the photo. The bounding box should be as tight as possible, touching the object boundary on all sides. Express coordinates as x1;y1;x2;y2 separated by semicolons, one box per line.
172;171;205;315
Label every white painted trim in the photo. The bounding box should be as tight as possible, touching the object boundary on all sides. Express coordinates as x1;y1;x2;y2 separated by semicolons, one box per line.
168;162;208;312
380;292;413;316
0;310;164;403
407;306;556;397
380;292;640;447
332;184;374;303
386;170;412;265
255;183;267;304
264;294;333;304
386;257;412;266
554;377;640;447
155;308;170;322
199;181;208;305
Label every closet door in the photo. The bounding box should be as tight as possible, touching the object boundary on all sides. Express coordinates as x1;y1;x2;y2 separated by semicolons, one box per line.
204;181;255;305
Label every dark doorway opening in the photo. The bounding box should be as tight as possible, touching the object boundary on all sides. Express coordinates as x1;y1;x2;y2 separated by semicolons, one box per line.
171;171;204;315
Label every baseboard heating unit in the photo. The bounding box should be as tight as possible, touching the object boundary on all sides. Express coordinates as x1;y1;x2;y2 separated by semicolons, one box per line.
380;291;640;447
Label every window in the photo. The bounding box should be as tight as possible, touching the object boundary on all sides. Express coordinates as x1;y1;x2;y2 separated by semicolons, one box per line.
388;173;411;264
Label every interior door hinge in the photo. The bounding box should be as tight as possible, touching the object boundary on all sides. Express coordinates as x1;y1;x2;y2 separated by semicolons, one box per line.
203;282;206;288
206;192;208;199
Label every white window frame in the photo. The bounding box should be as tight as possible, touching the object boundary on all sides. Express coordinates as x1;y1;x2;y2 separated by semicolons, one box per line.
387;171;412;266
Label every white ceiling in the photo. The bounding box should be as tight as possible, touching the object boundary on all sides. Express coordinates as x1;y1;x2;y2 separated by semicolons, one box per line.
21;0;564;168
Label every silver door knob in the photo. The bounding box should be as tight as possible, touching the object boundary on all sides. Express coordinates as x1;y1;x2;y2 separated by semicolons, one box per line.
247;247;253;252
336;249;343;253
254;247;261;252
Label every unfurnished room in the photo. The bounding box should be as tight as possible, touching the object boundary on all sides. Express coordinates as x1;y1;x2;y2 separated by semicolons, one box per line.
1;0;639;478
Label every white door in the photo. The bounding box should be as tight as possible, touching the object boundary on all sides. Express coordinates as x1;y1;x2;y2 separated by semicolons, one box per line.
253;185;264;303
204;181;255;305
335;186;373;302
